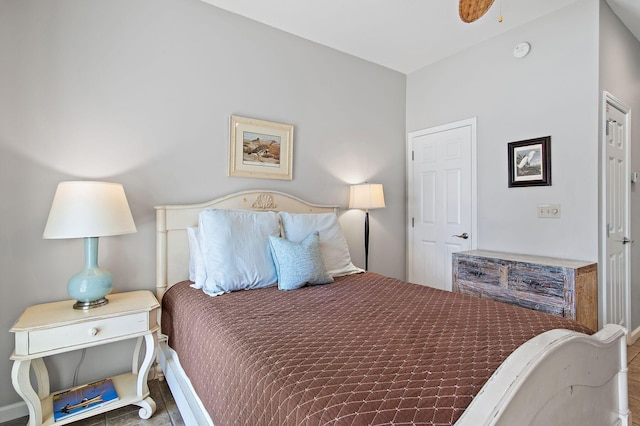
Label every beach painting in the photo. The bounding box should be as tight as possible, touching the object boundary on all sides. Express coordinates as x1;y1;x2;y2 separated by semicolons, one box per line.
229;115;293;180
242;131;281;167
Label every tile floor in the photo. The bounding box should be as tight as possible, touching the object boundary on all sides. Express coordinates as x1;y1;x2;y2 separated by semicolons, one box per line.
1;379;183;426
4;343;640;425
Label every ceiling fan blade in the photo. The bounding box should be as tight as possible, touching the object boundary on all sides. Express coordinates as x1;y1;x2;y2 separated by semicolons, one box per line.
459;0;496;23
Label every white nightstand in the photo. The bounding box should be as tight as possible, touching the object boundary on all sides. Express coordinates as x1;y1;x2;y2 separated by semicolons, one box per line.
10;290;160;426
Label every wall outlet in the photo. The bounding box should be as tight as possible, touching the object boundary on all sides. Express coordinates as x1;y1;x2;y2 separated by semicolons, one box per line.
538;204;561;218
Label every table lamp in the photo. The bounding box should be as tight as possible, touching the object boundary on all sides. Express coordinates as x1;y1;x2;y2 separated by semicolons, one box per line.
349;183;385;271
43;181;137;309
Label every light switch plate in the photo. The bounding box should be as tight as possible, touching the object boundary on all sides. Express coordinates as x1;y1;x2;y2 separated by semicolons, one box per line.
538;204;561;218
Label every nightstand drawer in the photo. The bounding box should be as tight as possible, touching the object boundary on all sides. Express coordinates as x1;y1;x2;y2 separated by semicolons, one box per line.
27;312;148;355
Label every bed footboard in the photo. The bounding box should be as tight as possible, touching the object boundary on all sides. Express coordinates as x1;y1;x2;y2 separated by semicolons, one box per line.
457;324;629;425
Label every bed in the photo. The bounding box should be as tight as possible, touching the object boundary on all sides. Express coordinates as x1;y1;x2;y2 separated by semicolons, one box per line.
155;190;630;425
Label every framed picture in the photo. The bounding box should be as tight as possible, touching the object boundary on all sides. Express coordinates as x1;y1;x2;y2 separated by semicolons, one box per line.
507;136;551;187
229;115;293;180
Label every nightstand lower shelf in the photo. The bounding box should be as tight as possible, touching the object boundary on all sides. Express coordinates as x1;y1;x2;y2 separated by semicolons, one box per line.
38;372;156;426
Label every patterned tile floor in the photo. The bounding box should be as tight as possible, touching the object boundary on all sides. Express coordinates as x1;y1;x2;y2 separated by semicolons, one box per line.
4;343;640;425
1;379;183;426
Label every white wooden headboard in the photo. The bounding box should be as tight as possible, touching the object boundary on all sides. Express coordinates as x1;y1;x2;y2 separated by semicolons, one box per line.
155;190;338;301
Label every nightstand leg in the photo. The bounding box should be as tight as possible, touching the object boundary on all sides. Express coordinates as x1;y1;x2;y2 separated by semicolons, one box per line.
32;358;50;398
135;396;157;420
132;333;158;419
11;359;43;426
155;335;167;382
132;336;142;375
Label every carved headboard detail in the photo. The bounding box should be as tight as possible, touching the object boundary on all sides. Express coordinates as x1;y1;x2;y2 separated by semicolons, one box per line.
251;193;277;210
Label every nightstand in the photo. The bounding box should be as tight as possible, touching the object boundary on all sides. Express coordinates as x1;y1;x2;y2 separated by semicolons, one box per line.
10;290;160;426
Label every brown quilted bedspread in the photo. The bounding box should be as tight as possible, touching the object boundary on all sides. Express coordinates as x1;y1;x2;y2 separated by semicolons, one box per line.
161;272;592;425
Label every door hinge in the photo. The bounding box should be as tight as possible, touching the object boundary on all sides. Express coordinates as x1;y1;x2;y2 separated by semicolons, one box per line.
412;150;414;161
412;217;415;227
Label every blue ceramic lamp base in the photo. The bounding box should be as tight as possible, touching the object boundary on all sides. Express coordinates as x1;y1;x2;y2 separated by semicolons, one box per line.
68;237;112;310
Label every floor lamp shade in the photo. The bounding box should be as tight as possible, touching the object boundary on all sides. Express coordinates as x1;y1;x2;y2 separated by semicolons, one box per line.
349;183;385;271
349;183;386;211
43;181;137;309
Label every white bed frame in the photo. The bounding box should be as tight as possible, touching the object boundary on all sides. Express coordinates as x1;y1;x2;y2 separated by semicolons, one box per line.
155;190;630;426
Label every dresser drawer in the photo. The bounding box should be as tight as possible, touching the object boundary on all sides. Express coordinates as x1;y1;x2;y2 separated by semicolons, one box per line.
465;282;565;317
27;312;149;355
456;258;501;286
514;295;564;316
507;265;564;298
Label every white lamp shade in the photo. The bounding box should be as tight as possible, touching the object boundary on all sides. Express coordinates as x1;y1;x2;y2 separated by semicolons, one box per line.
43;181;137;239
349;183;386;210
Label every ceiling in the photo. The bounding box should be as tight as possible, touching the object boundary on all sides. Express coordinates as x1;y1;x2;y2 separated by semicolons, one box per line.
200;0;640;74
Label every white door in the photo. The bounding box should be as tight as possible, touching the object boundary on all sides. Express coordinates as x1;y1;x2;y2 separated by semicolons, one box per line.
407;118;477;291
602;92;631;329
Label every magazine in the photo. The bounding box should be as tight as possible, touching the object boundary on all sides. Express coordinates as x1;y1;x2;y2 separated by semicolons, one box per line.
52;378;119;422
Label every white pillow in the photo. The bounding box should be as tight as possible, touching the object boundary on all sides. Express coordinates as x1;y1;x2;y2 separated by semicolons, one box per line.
279;212;363;277
187;227;197;282
199;209;279;295
186;227;206;289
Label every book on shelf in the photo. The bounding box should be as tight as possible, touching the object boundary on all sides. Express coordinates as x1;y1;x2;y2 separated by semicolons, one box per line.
52;377;119;422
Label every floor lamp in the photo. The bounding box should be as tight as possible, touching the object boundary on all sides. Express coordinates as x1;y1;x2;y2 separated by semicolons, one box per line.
349;183;385;271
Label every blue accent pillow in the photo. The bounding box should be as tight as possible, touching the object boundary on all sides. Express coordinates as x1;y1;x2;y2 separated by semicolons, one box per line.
268;231;334;291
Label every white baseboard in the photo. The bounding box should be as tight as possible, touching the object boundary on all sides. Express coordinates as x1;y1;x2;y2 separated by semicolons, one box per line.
0;400;28;423
628;325;640;345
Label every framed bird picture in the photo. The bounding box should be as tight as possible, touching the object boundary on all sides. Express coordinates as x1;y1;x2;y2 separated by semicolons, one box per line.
507;136;551;187
228;115;294;180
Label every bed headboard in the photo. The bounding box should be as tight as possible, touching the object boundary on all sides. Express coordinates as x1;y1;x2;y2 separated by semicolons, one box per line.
155;190;338;301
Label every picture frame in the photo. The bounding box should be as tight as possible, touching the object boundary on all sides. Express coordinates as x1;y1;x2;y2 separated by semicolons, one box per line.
229;115;293;180
507;136;551;187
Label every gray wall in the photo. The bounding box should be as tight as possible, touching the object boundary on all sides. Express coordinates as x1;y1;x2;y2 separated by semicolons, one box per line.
599;2;640;328
407;1;600;261
0;0;406;410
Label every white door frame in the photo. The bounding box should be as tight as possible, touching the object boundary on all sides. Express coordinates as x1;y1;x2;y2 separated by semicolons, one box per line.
600;91;631;332
406;117;478;282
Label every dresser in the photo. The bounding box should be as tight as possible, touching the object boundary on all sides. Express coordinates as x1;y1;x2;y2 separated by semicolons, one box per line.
452;250;597;330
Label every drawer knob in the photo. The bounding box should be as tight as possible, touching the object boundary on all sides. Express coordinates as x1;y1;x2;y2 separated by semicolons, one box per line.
88;328;98;336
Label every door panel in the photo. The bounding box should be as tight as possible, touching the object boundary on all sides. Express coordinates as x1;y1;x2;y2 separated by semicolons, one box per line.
421;172;436;223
